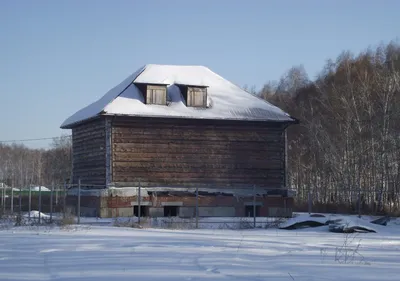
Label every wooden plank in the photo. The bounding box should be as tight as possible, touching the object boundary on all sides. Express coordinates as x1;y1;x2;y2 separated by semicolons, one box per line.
112;127;283;136
112;177;283;185
73;155;106;162
112;136;282;143
113;168;283;177
112;177;283;186
113;152;283;162
112;144;283;154
112;117;286;130
112;161;283;170
73;135;106;144
73;162;105;168
73;148;105;154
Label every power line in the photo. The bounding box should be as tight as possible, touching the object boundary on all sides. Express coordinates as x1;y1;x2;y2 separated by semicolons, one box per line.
0;136;71;143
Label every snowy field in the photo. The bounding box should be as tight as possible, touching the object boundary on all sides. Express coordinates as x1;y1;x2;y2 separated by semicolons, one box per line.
1;219;400;281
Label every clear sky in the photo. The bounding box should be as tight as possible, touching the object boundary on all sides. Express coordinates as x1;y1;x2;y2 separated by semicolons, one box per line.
0;0;399;148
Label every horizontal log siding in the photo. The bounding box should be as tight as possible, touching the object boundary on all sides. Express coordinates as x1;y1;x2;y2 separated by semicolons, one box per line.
111;117;286;188
72;119;106;186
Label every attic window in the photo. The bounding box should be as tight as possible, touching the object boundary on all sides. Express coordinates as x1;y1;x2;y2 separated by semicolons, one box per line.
146;85;167;105
185;86;207;107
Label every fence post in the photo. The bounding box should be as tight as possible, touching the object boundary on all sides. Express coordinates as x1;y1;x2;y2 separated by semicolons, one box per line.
357;188;361;218
55;185;58;206
28;186;32;220
138;181;141;225
11;187;13;214
18;185;22;215
50;182;54;223
2;186;5;214
253;186;256;228
63;181;67;219
308;188;312;214
38;185;42;224
77;178;81;224
195;187;199;229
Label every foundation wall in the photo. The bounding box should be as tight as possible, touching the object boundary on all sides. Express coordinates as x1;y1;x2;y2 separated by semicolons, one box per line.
67;192;293;218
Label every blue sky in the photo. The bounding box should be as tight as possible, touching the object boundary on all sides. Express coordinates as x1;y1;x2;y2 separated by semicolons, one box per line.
0;0;399;148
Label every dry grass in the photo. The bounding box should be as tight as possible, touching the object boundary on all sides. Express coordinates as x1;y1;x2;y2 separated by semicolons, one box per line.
59;216;75;226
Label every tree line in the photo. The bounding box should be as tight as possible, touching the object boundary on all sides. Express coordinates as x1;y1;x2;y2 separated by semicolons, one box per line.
0;136;71;188
257;41;400;214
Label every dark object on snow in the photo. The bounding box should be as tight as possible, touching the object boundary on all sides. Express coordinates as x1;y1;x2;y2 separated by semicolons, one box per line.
370;216;390;226
328;223;376;233
280;220;326;230
325;219;343;225
310;214;326;218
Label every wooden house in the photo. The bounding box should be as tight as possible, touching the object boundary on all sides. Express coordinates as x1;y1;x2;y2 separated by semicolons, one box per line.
61;64;298;218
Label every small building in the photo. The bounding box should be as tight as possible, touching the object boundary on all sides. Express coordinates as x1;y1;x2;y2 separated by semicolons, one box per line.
61;64;297;218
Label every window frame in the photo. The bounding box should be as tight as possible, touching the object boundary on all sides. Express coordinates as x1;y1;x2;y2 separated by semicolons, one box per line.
146;85;167;105
187;86;207;108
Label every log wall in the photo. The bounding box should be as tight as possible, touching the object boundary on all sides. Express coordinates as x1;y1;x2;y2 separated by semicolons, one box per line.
71;118;106;186
111;117;286;188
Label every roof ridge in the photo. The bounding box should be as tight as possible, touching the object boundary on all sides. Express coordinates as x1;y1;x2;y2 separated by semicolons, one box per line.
145;63;208;68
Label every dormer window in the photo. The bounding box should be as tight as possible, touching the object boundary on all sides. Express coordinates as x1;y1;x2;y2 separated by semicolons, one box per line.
188;87;207;107
146;85;167;105
177;85;208;108
135;83;167;105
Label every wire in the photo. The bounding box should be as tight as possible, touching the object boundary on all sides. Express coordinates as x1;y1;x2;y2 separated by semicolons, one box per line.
0;136;71;143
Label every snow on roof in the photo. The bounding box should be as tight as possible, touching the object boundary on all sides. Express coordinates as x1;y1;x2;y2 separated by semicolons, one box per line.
61;64;295;128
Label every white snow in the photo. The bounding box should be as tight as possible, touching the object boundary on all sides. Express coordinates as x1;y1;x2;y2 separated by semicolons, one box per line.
23;210;50;219
30;186;51;192
279;213;329;228
82;216;284;229
61;64;294;128
279;213;382;233
1;220;400;281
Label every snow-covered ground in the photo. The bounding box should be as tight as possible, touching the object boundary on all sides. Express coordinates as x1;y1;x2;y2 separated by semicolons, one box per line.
1;219;400;281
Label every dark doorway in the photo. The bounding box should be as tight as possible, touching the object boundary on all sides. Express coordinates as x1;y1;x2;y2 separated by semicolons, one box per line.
245;205;261;217
164;206;179;217
134;206;147;217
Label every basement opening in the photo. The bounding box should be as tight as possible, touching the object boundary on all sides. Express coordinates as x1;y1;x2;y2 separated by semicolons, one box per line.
164;206;179;217
245;205;261;217
134;206;148;217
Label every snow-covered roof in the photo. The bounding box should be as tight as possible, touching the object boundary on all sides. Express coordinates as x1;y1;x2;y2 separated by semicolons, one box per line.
61;64;295;128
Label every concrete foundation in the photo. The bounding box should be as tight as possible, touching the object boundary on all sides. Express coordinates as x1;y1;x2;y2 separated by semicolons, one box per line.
66;188;294;218
199;207;235;217
179;207;195;218
149;207;164;217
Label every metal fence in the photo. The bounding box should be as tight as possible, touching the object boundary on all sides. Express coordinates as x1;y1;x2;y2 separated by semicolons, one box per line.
0;180;294;229
65;180;294;229
2;181;397;228
0;183;68;224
